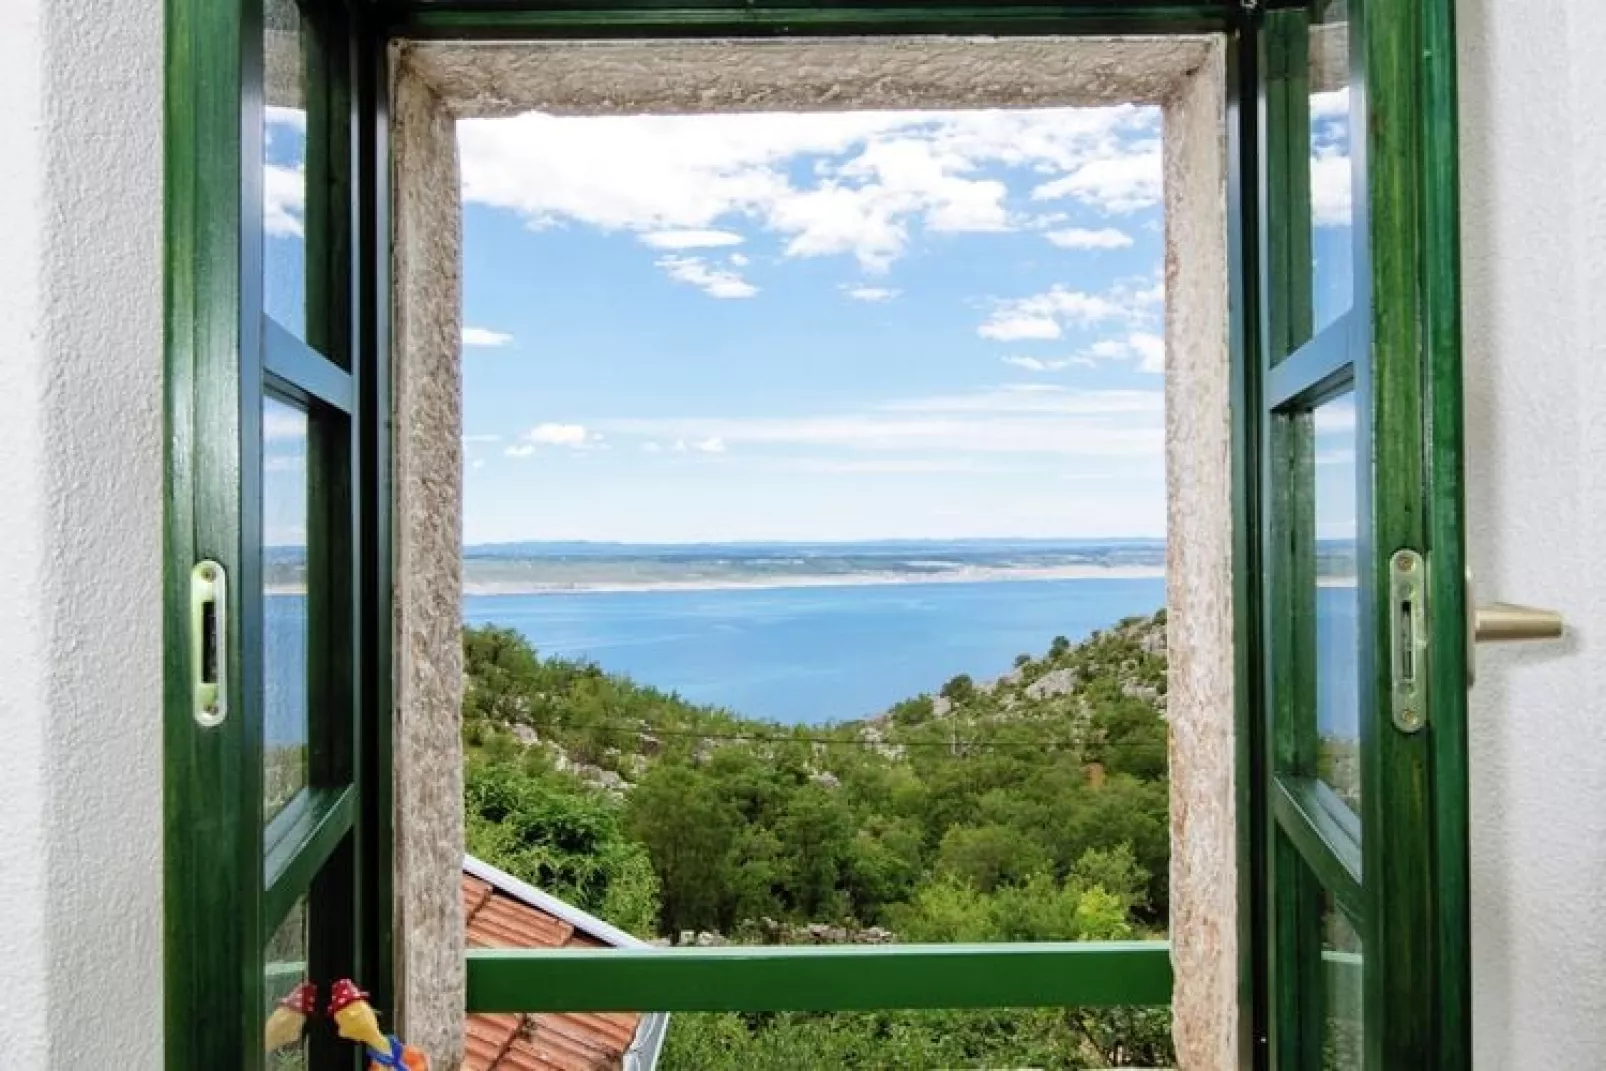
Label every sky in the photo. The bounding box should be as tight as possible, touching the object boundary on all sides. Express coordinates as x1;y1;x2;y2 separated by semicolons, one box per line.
261;96;1357;548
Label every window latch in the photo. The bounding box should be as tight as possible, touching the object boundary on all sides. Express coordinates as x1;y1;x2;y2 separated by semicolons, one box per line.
1389;549;1428;733
191;560;228;727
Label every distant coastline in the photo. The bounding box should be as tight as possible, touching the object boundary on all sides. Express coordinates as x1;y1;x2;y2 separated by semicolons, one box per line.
268;536;1349;598
463;563;1167;597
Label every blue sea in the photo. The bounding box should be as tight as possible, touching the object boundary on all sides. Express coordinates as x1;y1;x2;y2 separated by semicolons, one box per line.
464;577;1167;725
266;574;1356;735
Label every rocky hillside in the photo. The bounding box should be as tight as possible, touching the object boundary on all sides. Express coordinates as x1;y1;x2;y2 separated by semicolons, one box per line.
462;610;1170;927
461;610;1174;1068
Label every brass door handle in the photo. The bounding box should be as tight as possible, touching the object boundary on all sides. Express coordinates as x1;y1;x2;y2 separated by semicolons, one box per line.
1466;568;1564;688
1474;602;1564;643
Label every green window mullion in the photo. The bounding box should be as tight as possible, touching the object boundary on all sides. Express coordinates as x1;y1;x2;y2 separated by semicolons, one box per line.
352;3;397;1020
1268;832;1327;1071
1260;9;1303;367
265;320;355;413
1267;320;1351;409
304;0;354;369
307;403;357;791
1272;778;1362;913
263;785;359;936
389;3;1237;41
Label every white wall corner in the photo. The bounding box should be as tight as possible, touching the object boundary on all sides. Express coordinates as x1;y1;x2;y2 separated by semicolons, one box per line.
0;0;165;1068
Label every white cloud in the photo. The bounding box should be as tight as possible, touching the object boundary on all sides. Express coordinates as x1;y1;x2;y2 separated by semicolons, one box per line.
1310;150;1353;228
599;386;1163;460
458;105;1160;272
525;422;593;448
979;313;1062;342
1063;331;1167;373
639;229;746;250
265;106;308;133
641;442;664;453
463;326;514;348
844;286;900;303
1001;356;1073;373
471;459;487;470
1045;227;1134;250
979;285;1130;341
263;165;305;238
1031;147;1162;214
1128;332;1165;373
881;385;1160;416
1311;87;1351;123
694;437;727;454
463;433;504;443
783;457;1017;475
1086;339;1130;361
263;407;305;441
656;255;758;299
505;444;536;458
1315;398;1356;433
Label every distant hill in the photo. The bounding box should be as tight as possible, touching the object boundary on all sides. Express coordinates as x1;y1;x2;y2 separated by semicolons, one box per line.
461;538;1168;593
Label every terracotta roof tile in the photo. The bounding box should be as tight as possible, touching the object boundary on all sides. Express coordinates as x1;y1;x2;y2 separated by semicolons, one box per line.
462;870;644;1071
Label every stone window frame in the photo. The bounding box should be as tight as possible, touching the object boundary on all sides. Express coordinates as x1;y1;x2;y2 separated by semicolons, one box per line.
389;35;1233;1068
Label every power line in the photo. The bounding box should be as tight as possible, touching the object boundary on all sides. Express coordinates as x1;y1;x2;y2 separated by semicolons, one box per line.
477;719;1166;755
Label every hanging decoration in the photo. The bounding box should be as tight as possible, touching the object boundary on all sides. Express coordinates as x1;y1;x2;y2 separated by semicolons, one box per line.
329;978;430;1070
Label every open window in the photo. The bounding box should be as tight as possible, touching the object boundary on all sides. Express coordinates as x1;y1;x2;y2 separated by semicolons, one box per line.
162;1;1470;1068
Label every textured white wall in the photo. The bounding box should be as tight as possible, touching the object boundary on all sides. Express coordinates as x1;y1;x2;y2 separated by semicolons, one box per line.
0;0;1597;1064
1459;0;1606;1064
0;1;165;1067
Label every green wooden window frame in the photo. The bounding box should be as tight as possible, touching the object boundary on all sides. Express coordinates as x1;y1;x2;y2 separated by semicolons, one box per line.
1248;0;1470;1068
165;0;392;1067
165;1;1469;1068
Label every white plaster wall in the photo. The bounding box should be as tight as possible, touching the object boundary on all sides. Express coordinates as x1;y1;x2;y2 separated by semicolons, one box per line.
0;0;165;1067
0;2;1598;1064
1459;0;1606;1064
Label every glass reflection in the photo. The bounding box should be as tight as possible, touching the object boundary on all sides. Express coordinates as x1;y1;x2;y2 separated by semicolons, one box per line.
264;898;311;1069
264;395;309;823
1309;0;1354;336
264;0;308;339
1322;892;1364;1070
1314;392;1359;811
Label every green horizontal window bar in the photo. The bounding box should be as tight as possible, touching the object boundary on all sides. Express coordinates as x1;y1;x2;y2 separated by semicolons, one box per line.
395;4;1234;38
466;941;1172;1014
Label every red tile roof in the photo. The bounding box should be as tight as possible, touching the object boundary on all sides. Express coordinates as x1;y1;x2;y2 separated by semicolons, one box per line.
462;873;645;1071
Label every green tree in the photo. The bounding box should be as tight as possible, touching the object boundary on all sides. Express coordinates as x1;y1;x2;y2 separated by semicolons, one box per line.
774;784;855;919
939;673;976;704
936;823;1050;893
463;759;660;936
462;626;542;726
842;816;925;922
625;764;740;936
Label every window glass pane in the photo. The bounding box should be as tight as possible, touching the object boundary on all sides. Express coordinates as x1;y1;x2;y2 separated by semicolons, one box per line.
1314;391;1358;811
264;395;310;823
264;0;308;341
1322;893;1364;1070
1309;0;1354;336
264;897;311;1069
